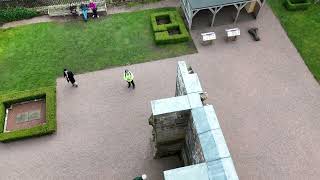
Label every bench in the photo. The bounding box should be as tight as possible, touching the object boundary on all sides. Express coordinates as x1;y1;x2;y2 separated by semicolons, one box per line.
201;32;216;45
48;1;107;17
225;28;240;41
315;0;319;3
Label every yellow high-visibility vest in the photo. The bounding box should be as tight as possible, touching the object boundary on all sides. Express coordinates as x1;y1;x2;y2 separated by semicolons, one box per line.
123;72;134;82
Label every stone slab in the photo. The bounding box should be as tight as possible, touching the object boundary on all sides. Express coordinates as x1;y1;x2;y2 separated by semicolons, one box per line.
164;163;209;180
187;93;203;109
183;73;203;94
207;157;239;180
177;61;189;75
151;96;191;115
198;129;230;162
192;105;221;135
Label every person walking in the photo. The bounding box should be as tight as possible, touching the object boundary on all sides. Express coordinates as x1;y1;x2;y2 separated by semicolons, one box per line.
123;69;135;89
64;69;78;87
80;2;89;21
133;174;147;180
89;0;99;18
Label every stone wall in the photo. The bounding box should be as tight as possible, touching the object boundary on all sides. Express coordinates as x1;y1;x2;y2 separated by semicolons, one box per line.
182;118;205;165
149;107;190;158
149;61;239;180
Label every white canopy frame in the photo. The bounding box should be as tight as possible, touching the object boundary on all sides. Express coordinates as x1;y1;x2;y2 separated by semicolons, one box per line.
181;0;266;29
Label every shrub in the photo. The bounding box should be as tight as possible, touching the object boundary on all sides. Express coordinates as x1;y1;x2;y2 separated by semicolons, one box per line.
284;0;311;11
0;7;38;24
0;87;56;142
150;10;190;45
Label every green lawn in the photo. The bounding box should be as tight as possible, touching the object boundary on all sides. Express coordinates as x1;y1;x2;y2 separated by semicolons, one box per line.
268;0;320;82
0;8;196;94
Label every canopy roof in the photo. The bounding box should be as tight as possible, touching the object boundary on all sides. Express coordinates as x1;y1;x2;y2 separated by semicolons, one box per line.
188;0;249;9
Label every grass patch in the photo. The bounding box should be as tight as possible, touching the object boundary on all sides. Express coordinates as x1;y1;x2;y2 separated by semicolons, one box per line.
0;87;56;142
0;7;197;94
268;0;320;82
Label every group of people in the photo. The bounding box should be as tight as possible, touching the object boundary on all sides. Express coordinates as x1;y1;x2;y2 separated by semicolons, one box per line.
69;0;99;22
63;68;136;89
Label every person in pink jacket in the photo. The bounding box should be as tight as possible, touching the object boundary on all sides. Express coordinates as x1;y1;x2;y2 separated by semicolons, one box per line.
89;0;99;18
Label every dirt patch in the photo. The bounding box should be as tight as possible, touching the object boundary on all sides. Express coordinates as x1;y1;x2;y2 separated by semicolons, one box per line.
5;99;46;132
168;27;180;35
156;15;171;25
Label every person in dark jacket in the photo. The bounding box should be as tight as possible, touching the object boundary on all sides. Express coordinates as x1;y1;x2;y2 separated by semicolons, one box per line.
64;69;78;87
69;3;78;16
133;174;147;180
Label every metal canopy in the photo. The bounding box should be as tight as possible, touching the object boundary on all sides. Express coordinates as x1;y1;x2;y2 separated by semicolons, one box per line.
181;0;266;29
188;0;249;9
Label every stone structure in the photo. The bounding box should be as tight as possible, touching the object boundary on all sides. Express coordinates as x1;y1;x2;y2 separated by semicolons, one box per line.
149;61;239;180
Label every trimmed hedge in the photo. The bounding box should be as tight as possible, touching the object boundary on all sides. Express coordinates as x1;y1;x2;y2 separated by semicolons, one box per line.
151;12;176;32
155;25;189;45
0;7;38;25
0;87;56;142
284;0;311;10
150;10;190;45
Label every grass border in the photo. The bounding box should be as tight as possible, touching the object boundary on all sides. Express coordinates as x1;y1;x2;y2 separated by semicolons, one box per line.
0;87;56;142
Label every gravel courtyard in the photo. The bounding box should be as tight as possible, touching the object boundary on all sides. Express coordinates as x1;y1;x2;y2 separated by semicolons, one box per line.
1;4;320;180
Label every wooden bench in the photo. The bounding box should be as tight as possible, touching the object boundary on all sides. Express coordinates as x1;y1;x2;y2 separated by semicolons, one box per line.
315;0;319;4
225;28;240;41
48;1;107;17
201;32;216;45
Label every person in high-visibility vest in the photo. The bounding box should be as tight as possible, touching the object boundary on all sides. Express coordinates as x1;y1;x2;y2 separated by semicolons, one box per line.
123;69;135;89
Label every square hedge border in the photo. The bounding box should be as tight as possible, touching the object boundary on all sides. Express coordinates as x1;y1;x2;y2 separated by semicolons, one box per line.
150;10;190;45
284;0;311;10
151;12;176;32
0;87;56;142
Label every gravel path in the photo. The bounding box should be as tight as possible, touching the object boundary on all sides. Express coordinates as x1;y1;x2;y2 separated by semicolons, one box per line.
0;4;320;180
1;16;53;29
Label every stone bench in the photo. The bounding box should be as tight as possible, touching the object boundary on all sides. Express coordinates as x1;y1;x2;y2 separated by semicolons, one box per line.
201;32;216;45
48;1;107;17
225;28;240;41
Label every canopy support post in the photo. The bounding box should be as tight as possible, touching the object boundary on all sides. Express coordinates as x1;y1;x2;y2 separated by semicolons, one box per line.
255;0;266;18
233;2;249;25
209;6;223;27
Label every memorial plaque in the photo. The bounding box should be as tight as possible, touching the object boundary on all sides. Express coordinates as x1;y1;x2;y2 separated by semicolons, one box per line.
28;110;41;120
15;110;41;123
16;112;28;123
